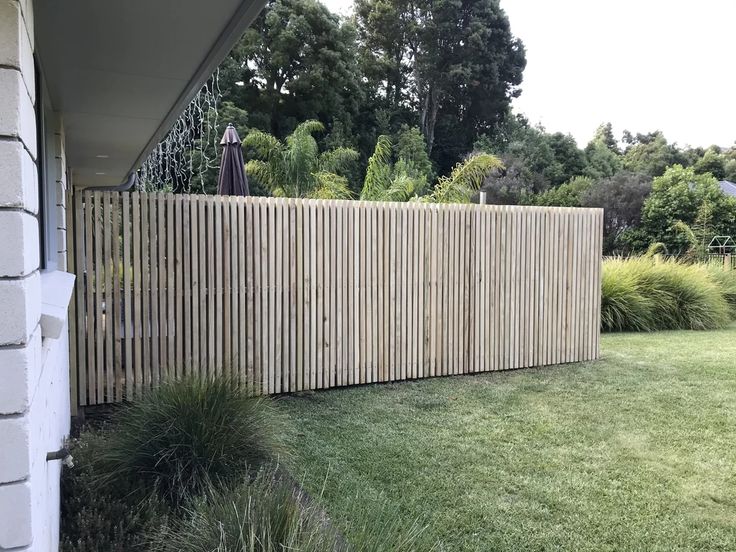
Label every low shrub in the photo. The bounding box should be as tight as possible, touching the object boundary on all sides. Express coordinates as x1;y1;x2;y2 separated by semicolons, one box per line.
60;434;169;551
601;257;734;332
94;377;287;506
149;471;341;552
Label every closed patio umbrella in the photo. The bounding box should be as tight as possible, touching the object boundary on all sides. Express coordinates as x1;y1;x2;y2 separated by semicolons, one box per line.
217;123;249;196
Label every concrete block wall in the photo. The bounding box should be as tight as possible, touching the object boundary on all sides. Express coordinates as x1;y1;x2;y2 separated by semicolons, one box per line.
0;0;71;550
51;117;66;271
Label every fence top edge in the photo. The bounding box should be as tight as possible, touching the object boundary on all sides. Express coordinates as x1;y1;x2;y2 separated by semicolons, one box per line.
77;190;604;215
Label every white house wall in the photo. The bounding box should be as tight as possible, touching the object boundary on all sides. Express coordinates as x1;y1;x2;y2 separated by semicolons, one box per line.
0;0;70;549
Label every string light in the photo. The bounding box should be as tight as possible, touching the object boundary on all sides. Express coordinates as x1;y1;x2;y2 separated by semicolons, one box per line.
137;69;222;194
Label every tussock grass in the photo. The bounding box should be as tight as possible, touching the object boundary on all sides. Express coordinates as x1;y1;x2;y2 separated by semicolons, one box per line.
94;378;287;506
149;469;433;552
149;470;341;552
705;263;736;318
601;257;734;332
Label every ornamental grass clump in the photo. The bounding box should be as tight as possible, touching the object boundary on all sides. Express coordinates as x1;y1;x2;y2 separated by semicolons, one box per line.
600;258;656;332
149;471;341;552
95;377;287;506
601;257;733;332
705;263;736;318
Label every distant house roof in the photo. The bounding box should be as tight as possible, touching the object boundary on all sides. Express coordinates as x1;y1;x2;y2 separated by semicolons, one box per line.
719;180;736;198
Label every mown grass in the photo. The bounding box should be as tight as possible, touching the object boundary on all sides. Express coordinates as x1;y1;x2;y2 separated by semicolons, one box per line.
282;326;736;551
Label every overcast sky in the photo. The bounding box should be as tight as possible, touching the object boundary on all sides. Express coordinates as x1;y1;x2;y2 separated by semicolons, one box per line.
321;0;736;148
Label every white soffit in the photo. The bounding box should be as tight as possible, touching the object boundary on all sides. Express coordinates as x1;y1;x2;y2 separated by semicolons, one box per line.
34;0;266;188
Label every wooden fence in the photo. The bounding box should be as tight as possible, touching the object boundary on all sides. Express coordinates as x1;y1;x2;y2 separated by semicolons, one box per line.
67;191;603;408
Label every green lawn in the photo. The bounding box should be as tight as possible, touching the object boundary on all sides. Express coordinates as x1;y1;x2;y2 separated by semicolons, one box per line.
282;326;736;551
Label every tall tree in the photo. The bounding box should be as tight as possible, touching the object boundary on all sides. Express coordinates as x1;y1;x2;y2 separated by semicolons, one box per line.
581;172;652;254
621;131;684;177
693;148;727;180
591;122;620;154
356;0;526;172
639;165;736;253
220;0;363;139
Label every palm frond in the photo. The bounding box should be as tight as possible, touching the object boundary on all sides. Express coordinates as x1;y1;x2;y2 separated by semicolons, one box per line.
384;172;423;202
245;159;280;193
285;132;320;197
243;131;283;162
644;242;668;257
672;220;698;249
429;153;504;204
361;135;394;201
319;147;360;175
292;119;325;138
309;171;353;200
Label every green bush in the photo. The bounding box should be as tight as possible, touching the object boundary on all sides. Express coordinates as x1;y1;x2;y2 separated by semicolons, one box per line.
60;434;169;551
601;257;734;332
149;471;341;552
94;377;287;506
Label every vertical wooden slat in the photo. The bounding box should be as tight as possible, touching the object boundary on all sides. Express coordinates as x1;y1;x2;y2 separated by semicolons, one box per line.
267;199;276;392
102;193;113;401
364;203;373;383
65;188;78;414
121;193;132;399
280;198;289;392
388;203;396;380
94;192;104;402
148;193;160;386
111;194;122;401
348;201;357;386
190;197;200;378
334;201;343;387
301;200;310;391
430;205;439;377
325;199;333;388
175;195;184;378
157;194;168;382
237;198;246;385
406;204;415;379
310;201;319;389
103;192;116;402
222;197;232;379
206;198;215;375
133;192;144;396
214;197;223;376
74;192;87;406
370;203;379;383
255;200;266;394
231;199;240;383
418;204;427;377
166;194;175;379
181;196;191;377
290;199;299;391
245;199;255;393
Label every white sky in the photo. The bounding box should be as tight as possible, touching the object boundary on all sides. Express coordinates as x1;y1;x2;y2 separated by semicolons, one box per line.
321;0;736;148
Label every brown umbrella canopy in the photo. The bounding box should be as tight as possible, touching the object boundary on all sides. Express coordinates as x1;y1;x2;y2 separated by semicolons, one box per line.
217;123;249;196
